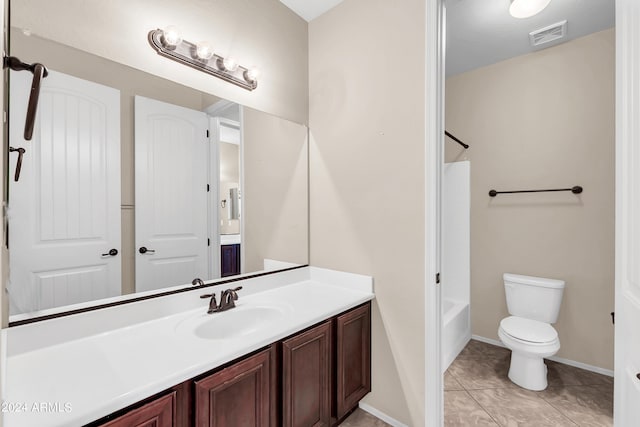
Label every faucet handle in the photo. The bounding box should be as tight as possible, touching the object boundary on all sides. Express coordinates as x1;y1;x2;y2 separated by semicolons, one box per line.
229;286;242;300
199;293;214;299
206;293;219;314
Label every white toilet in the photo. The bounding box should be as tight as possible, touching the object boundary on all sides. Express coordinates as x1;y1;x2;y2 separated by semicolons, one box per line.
498;273;565;391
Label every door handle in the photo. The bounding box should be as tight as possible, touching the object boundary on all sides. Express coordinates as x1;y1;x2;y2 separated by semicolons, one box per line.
101;249;118;257
9;147;26;182
139;246;156;254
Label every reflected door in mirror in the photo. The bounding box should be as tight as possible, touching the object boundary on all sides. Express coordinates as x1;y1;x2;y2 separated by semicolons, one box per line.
8;70;121;315
134;96;211;292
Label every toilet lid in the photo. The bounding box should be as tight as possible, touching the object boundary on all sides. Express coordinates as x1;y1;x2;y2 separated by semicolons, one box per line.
500;316;558;343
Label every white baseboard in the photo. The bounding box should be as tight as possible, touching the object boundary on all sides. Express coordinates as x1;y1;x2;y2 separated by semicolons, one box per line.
358;402;409;427
471;334;614;377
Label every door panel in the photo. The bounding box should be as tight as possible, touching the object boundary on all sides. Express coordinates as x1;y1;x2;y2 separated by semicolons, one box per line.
614;1;640;423
336;303;371;419
134;96;209;292
9;70;121;315
101;392;175;427
282;320;332;427
195;347;273;426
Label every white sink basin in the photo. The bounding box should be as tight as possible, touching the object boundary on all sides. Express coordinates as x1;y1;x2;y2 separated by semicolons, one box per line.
176;303;290;340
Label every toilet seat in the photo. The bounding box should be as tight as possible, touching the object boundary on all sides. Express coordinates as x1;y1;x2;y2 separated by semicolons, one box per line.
499;316;557;344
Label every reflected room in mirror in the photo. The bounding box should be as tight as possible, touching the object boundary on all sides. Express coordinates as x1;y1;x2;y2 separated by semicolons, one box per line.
7;22;308;322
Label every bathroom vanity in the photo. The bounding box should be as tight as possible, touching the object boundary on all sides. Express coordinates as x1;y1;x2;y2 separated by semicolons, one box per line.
92;303;369;426
2;267;373;427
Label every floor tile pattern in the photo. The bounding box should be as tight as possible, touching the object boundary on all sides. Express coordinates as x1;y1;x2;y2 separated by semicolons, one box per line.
339;408;392;426
445;339;614;427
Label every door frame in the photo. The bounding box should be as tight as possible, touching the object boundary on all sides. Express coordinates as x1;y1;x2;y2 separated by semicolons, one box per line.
425;0;444;425
425;0;635;425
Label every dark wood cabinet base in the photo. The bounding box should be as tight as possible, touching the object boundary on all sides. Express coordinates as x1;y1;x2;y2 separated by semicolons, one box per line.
282;320;332;427
195;347;274;427
336;304;371;419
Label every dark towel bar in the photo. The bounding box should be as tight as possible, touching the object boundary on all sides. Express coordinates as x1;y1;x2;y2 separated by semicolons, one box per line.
489;186;583;197
445;131;469;149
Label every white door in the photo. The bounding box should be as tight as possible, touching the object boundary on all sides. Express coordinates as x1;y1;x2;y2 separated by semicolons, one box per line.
8;70;121;315
614;1;640;424
134;96;209;292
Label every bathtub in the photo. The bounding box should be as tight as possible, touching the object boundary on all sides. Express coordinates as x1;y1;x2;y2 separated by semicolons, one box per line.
442;298;471;372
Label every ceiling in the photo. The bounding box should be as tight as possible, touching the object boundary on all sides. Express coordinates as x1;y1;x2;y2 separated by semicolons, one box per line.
446;0;615;76
279;0;344;22
278;0;614;75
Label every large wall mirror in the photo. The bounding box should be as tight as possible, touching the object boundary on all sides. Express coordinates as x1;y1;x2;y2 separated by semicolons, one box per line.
7;1;309;323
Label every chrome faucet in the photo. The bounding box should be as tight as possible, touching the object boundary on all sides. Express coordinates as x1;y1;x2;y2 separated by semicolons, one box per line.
200;286;243;314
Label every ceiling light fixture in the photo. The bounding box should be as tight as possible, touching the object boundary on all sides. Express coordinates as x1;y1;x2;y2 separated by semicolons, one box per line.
509;0;552;19
148;28;259;91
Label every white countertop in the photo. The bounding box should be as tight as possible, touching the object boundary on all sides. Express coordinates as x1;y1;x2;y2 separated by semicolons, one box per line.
1;267;373;427
220;234;241;245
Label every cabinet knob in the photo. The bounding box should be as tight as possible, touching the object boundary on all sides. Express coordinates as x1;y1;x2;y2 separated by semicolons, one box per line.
139;246;156;254
101;248;118;257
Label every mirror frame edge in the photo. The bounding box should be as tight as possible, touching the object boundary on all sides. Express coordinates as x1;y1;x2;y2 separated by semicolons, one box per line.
8;264;309;327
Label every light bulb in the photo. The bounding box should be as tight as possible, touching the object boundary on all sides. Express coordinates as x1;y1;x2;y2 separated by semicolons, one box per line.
509;0;552;19
244;67;260;83
222;57;238;72
162;25;183;47
195;41;214;60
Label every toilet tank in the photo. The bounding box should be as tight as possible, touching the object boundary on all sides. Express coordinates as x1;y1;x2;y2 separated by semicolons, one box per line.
503;273;565;323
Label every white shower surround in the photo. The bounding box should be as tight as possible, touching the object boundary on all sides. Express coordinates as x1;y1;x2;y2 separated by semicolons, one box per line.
441;161;471;371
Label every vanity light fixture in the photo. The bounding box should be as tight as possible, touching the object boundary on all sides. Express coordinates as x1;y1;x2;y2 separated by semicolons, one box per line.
161;25;183;47
509;0;552;19
195;41;214;60
148;28;259;91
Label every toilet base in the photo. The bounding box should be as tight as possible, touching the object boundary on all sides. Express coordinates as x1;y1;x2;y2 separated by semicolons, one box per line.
508;351;548;391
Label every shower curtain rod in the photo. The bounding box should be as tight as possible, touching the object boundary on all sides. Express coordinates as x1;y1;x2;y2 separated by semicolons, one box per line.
445;131;469;149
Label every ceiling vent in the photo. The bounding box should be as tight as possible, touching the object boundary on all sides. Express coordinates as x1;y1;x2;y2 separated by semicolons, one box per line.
529;20;567;47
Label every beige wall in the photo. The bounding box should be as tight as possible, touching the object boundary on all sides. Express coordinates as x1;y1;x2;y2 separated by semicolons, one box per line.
11;0;308;125
445;29;615;370
243;107;308;272
309;0;426;425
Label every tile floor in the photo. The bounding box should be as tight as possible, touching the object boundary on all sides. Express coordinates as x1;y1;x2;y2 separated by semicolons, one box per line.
445;339;614;426
340;408;392;426
339;339;613;426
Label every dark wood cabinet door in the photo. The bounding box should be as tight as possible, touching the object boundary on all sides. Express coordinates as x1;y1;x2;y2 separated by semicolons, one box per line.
221;244;241;277
282;320;332;427
195;347;273;427
100;392;175;427
336;303;371;419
